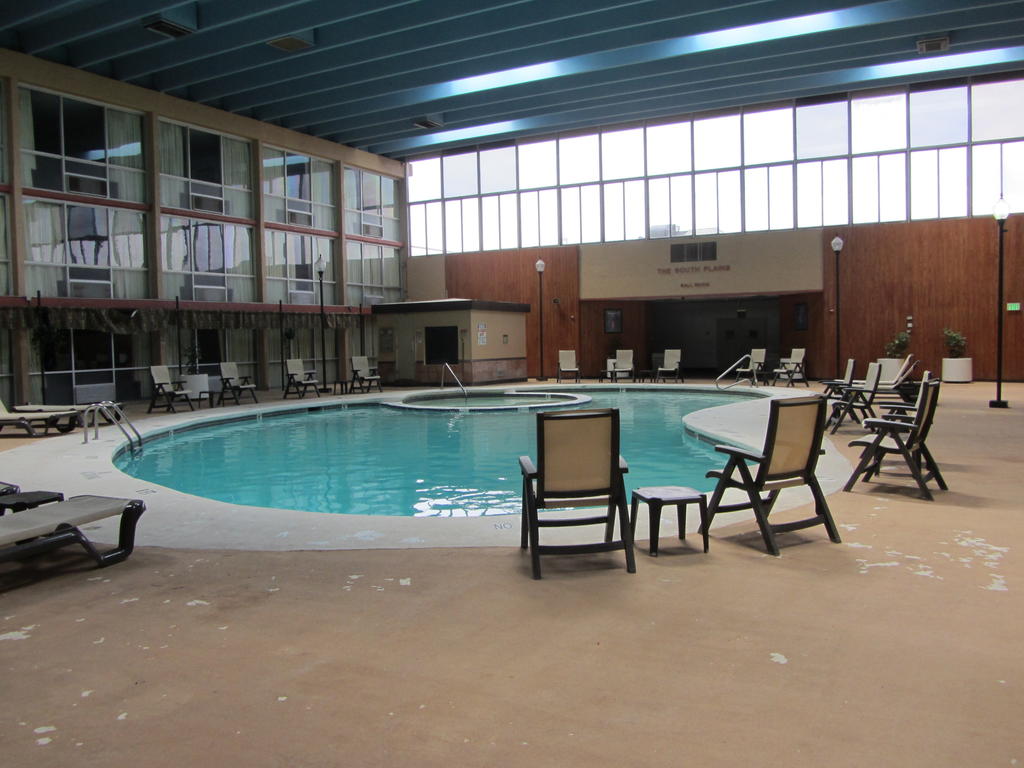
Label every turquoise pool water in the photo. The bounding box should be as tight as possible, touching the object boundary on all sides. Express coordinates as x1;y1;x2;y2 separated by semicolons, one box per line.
115;390;740;517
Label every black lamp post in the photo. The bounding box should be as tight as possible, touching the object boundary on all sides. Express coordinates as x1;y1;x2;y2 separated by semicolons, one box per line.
315;254;329;393
990;198;1010;409
535;258;547;381
831;235;844;378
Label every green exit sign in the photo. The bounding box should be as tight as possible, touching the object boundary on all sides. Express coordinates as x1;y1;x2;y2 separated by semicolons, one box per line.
1009;302;1022;312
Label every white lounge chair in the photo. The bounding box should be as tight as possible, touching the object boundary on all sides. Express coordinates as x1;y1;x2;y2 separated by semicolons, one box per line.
655;349;683;382
771;348;808;387
350;356;382;393
557;350;580;383
0;400;80;437
147;365;195;413
614;349;634;381
218;362;258;405
284;359;320;398
735;348;766;385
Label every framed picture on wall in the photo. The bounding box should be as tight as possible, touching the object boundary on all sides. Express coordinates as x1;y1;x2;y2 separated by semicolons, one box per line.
794;302;808;331
604;308;623;333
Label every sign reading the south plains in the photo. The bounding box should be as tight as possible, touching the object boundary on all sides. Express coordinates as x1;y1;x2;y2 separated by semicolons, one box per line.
580;230;824;300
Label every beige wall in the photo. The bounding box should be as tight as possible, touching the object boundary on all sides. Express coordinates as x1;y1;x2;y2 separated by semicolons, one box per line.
376;308;525;370
406;255;447;301
580;229;823;300
1;48;403;176
467;310;525;361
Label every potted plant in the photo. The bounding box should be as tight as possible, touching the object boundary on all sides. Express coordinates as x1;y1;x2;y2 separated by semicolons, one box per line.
181;344;209;397
941;328;972;383
878;330;910;380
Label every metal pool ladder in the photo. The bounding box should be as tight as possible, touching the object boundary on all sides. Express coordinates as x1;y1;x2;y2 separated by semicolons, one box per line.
82;401;143;454
716;354;759;390
440;362;468;398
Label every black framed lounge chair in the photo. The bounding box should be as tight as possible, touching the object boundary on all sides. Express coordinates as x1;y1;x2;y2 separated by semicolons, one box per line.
0;400;80;436
704;395;841;556
735;349;766;385
0;495;145;568
557;350;580;383
284;359;320;398
218;362;259;405
844;378;947;501
519;408;636;579
0;482;64;514
350;356;382;393
771;348;808;387
821;359;856;398
828;361;881;433
655;349;684;382
147;365;195;413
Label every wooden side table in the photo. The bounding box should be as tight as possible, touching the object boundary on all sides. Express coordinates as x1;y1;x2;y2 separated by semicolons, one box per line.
629;486;709;556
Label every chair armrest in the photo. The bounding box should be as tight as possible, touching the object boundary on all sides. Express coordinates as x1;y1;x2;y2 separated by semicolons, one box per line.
619;455;629;474
519;456;537;478
862;418;913;431
713;444;765;463
239;375;252;385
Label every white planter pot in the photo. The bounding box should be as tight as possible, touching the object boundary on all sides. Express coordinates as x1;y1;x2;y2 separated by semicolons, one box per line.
941;357;973;383
182;373;209;394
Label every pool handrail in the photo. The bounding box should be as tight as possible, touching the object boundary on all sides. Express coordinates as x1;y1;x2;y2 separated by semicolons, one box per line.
440;363;468;398
716;354;760;390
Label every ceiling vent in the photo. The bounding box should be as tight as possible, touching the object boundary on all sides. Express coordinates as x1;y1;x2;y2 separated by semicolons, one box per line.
916;35;950;54
413;114;444;130
267;30;315;52
143;6;198;39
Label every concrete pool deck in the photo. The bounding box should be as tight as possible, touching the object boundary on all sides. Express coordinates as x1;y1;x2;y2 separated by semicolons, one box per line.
0;382;850;552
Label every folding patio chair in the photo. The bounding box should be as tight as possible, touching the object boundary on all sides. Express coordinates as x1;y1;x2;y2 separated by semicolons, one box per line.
557;350;580;383
284;359;320;398
735;349;766;385
350;356;383;393
828;361;881;433
218;362;259;405
519;408;636;579
771;348;808;387
703;395;841;556
655;349;683;382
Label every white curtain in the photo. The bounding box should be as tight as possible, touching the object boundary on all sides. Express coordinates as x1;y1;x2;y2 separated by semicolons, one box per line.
159;122;186;178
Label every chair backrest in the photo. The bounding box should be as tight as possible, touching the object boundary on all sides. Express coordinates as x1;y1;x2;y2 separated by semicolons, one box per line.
760;396;828;483
536;409;619;499
662;349;681;368
893;354;914;382
910;378;941;448
220;362;238;379
151;365;172;386
841;358;855;384
862;361;881;393
750;348;766;366
615;349;633;369
352;356;371;376
788;348;806;364
286;358;304;377
558;350;577;369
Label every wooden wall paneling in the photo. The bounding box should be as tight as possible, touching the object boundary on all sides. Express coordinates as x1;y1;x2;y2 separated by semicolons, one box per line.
579;300;649;377
445;247;580;378
778;291;828;380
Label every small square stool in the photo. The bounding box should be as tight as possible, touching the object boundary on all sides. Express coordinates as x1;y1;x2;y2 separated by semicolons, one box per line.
629;486;709;556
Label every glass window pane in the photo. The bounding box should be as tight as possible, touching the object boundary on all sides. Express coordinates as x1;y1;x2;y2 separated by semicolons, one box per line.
25;200;65;264
66;206;109;266
425;201;443;254
224;224;252;275
938;146;967;218
971;78;1024;142
910;149;938;219
22;89;61;154
603;183;624;241
878;153;906;222
670;175;693;236
559;134;599;185
560;187;581;244
971;144;1001;215
909;87;967;147
744;167;768;231
648;178;669;237
518;140;557;189
520;191;539;248
769;164;794;230
694;173;718;234
479;146;517;193
822;159;849;226
110;209;146;270
602;127;644;180
539;188;559;245
193;222;224;272
63;98;106;162
796;100;848;159
796;161;823;227
107;109;143;169
693;114;740;171
461;198;480;252
717;170;742;233
189;129;221;183
444;200;463;252
263;148;286;196
499;193;518;249
407;157;440;202
311;159;334;206
222;138;251;189
851;92;906;154
580;184;601;243
382;247;400;288
360;171;380;212
442;151;478;198
159;122;187;178
852;155;879;223
646;121;691;175
1004;140;1024;212
623;179;645;239
408;204;426;256
285;154;310;200
744;107;793;165
346;240;362;283
481;196;500;250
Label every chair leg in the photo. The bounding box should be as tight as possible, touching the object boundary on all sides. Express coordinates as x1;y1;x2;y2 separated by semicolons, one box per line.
648;501;662;556
520;479;530;550
676;504;686;541
919;445;948;491
749;489;781;556
807;477;842;543
617;488;636;574
697;496;709;553
528;503;542;580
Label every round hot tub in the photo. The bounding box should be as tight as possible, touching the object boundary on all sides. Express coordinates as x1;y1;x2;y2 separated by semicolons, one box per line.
386;389;591;412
